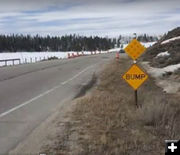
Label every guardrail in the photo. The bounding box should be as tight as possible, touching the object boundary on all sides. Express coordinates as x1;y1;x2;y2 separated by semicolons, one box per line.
0;57;58;67
0;58;21;66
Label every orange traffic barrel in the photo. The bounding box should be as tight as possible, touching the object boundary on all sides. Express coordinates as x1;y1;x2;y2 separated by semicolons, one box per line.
72;53;75;58
116;52;119;59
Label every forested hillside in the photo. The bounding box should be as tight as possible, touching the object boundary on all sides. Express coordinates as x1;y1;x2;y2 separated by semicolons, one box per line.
0;34;158;52
0;34;115;52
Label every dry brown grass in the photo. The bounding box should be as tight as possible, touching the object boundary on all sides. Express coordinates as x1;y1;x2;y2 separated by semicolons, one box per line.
45;57;180;155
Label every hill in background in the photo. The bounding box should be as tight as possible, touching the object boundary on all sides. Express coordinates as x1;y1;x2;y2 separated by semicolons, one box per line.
142;27;180;93
143;27;180;68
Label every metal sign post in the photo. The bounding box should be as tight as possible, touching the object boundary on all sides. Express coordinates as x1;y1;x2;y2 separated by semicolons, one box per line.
135;90;138;107
134;59;138;108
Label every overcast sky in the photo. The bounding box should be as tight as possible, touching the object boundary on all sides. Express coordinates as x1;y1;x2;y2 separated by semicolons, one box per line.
0;0;179;37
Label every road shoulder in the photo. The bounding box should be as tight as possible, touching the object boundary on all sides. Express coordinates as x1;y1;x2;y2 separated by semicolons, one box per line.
9;98;76;154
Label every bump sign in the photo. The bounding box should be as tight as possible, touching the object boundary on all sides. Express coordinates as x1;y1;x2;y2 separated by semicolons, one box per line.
122;64;148;90
124;39;146;60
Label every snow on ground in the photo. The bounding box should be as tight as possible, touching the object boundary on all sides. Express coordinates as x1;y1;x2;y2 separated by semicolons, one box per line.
108;42;156;52
108;48;121;53
156;51;170;58
123;42;156;49
142;42;156;48
157;80;180;94
0;52;67;66
143;62;180;78
0;51;107;67
161;36;180;45
0;41;156;67
142;62;180;93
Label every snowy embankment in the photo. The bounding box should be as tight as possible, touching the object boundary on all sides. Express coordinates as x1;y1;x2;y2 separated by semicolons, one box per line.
143;62;180;78
156;51;170;58
108;41;156;53
0;51;108;67
142;61;180;93
142;42;157;48
0;52;67;66
161;36;180;45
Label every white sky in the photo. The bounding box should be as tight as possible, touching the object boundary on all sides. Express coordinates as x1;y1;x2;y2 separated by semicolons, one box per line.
0;0;179;37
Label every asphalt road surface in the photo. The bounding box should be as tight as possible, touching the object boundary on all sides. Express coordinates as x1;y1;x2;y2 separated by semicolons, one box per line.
0;53;114;154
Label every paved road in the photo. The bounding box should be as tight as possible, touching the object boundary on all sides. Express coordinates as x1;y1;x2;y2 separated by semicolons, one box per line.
0;53;114;154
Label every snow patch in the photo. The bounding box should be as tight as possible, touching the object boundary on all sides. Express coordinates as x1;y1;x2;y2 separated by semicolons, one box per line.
108;42;156;53
142;62;180;93
157;80;180;94
108;48;121;53
0;52;68;66
142;42;156;48
156;51;170;58
123;42;156;49
142;62;180;78
161;36;180;45
147;63;180;78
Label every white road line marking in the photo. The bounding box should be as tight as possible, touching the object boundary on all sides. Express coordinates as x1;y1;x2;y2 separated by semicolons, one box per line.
61;65;95;85
0;64;96;118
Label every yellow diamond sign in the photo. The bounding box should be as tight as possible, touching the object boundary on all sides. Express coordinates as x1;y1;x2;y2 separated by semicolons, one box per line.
124;39;146;60
122;64;148;90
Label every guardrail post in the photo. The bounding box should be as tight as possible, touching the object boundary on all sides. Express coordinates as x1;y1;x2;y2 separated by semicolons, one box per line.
0;59;21;67
5;60;7;66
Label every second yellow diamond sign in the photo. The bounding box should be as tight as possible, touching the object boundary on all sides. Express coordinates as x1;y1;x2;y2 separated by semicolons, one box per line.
122;64;148;90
